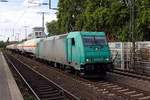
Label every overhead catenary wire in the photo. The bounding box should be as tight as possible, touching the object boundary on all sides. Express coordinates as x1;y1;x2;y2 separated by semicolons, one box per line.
12;9;27;41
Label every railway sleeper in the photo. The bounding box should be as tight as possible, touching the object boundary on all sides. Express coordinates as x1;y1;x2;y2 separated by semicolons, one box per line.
112;87;123;90
101;83;113;87
138;96;150;100
41;96;66;100
98;82;109;85
118;88;129;92
37;85;52;88
38;88;55;92
124;91;136;95
38;83;52;86
131;93;144;97
106;85;118;88
39;92;63;98
38;86;53;90
38;89;60;95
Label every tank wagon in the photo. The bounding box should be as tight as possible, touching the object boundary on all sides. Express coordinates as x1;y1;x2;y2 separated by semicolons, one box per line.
6;44;17;51
22;38;43;55
37;32;112;76
17;43;23;52
6;38;43;54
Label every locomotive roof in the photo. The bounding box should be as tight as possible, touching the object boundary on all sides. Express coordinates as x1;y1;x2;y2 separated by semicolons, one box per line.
45;34;67;40
67;31;105;38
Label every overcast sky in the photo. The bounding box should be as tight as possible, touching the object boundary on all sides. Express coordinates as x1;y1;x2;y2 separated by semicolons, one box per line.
0;0;58;41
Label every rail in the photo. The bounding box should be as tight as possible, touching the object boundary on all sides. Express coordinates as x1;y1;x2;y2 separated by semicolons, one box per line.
110;68;150;81
4;53;80;100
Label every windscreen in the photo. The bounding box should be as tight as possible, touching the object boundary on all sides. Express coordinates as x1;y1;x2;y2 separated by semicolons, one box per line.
83;36;106;46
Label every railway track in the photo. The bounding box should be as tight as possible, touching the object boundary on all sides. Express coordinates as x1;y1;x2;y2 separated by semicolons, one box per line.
93;80;150;100
110;68;150;81
5;52;150;100
4;53;80;100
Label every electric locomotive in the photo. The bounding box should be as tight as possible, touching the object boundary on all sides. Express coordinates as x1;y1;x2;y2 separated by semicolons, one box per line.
37;32;112;77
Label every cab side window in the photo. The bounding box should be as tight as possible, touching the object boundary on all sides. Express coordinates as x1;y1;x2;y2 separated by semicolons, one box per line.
71;38;75;46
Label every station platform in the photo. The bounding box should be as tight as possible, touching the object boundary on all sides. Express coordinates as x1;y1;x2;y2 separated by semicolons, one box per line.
0;52;23;100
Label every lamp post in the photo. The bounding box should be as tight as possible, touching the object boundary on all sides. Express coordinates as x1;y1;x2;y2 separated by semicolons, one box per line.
37;12;49;34
24;26;28;40
125;0;135;68
129;0;135;69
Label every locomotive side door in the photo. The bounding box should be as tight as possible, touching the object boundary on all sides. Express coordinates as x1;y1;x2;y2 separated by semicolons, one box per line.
67;38;76;62
67;38;72;63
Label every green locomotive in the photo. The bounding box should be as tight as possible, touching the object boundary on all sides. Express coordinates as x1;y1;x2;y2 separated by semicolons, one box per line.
37;32;112;77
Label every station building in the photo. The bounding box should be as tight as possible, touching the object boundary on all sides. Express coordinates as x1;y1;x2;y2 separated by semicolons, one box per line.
27;27;46;39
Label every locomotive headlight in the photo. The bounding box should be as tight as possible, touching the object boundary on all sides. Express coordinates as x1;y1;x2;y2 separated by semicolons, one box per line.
105;58;109;61
95;48;98;51
86;59;89;62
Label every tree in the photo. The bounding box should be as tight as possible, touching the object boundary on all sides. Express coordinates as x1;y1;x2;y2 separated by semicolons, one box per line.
49;0;150;41
135;0;150;41
46;20;61;35
57;0;85;32
0;41;6;48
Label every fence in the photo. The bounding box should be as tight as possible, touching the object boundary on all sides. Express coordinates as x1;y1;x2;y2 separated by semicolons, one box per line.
109;41;150;75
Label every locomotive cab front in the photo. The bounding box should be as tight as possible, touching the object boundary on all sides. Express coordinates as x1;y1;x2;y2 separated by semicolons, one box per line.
66;32;112;77
81;32;112;76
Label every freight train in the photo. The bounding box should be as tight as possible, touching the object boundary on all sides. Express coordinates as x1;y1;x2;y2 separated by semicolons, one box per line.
6;32;113;77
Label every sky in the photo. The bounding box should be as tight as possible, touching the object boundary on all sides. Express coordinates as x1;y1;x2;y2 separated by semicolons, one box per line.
0;0;58;41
